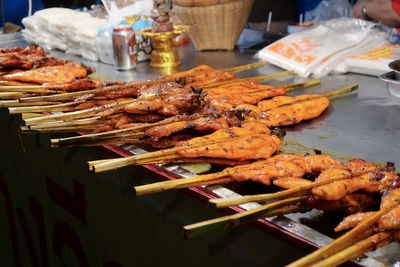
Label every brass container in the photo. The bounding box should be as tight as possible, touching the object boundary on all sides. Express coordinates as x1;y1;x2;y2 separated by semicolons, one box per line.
137;25;189;68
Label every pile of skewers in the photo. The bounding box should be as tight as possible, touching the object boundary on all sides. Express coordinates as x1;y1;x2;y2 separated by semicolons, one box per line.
2;46;396;266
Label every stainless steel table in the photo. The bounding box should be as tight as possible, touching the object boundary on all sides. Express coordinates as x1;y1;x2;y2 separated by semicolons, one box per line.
1;33;399;266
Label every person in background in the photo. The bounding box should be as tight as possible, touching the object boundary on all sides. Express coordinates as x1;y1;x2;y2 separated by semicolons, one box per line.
0;0;44;28
353;0;400;27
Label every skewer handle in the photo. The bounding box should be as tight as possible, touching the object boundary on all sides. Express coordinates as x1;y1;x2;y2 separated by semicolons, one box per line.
133;173;230;196
311;231;392;267
284;78;321;92
222;61;269;73
183;196;308;239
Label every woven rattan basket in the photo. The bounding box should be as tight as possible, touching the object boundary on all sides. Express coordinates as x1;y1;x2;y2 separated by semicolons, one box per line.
173;0;254;51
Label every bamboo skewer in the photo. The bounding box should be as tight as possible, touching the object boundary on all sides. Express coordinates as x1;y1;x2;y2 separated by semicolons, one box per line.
284;78;321;92
0;84;67;90
88;132;265;173
18;81;159;103
183;196;309;239
0;100;61;107
0;92;28;100
49;114;205;146
134;172;231;196
50;132;147;146
209;165;384;208
310;231;392;267
23;99;135;126
20;125;102;133
286;204;398;267
0;86;65;93
22;112;46;119
221;61;268;73
9;100;85;114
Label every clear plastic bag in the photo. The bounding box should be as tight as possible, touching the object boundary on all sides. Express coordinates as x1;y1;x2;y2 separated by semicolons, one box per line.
305;0;353;22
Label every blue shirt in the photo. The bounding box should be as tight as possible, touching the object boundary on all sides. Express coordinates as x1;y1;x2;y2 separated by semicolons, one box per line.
0;0;44;27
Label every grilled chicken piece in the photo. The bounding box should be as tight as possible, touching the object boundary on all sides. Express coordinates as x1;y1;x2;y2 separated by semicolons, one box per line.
144;134;195;149
123;113;165;123
183;70;237;89
1;62;88;84
75;98;133;110
224;154;337;185
312;162;397;201
306;194;376;214
249;94;330;127
99;82;184;99
273;175;375;214
0;46;46;56
173;122;280;161
201;81;287;112
0;54;66;70
335;187;400;232
165;64;215;79
145;113;241;138
60;79;124;92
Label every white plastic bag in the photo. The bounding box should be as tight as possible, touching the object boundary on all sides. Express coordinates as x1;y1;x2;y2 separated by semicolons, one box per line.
335;45;399;76
257;18;384;77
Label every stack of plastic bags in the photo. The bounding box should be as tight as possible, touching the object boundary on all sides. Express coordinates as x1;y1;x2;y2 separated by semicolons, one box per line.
335;45;400;76
257;18;388;77
22;8;107;61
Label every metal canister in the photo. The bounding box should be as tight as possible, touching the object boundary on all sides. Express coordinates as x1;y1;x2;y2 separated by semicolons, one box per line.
112;24;137;70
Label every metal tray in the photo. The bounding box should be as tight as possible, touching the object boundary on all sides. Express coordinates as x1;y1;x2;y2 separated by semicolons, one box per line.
380;71;400;98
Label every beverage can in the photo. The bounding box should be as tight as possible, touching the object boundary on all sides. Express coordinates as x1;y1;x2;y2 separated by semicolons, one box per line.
112;24;137;70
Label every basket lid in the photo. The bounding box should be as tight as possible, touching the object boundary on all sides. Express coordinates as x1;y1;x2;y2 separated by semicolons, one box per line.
173;0;240;7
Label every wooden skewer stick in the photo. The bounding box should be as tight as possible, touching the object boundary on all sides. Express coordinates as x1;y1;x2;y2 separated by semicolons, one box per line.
0;100;18;107
50;114;204;147
284;78;321;92
209;164;384;208
50;132;147;146
23;99;135;126
22;113;47;119
0;92;28;100
28;117;107;129
18;80;159;103
0;100;61;108
286;204;398;267
0;84;67;90
221;61;269;73
21;113;127;133
0;86;65;93
20;125;102;134
183;196;308;239
134;172;232;196
310;231;392;267
9;100;85;114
